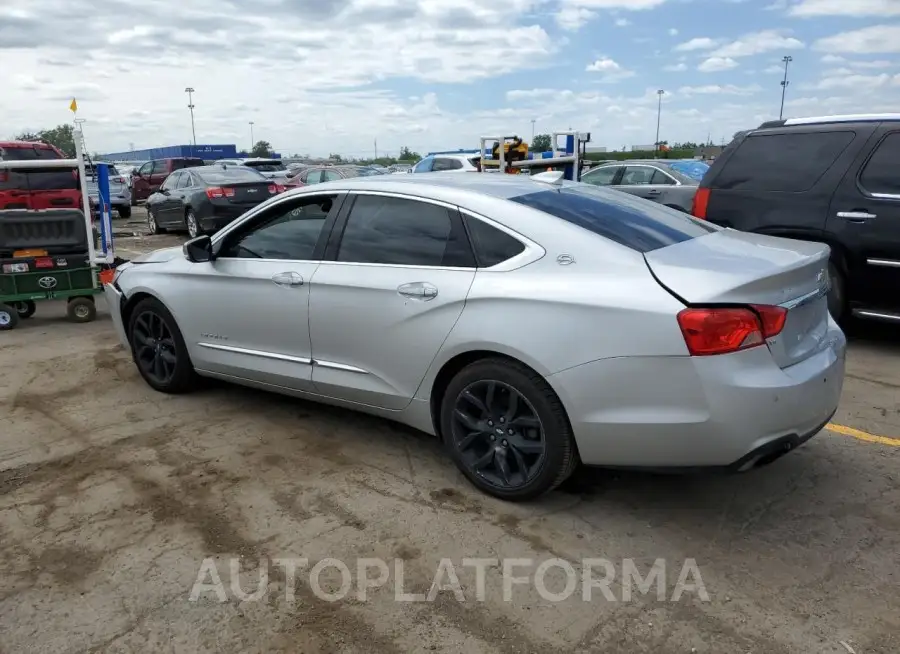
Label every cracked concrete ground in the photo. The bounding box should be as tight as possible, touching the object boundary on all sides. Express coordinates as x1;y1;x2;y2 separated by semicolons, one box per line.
1;216;898;653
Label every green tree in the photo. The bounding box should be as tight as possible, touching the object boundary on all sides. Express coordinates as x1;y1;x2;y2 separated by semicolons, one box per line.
398;146;420;161
328;152;343;162
16;124;76;157
250;140;273;157
531;133;552;152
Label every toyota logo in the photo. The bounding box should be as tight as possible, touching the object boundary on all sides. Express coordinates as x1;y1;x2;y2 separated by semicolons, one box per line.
38;276;58;289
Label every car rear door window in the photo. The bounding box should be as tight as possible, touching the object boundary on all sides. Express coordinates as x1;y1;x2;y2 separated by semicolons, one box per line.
582;166;619;186
714;131;855;192
464;216;525;267
651;169;676;185
859;132;900;197
337;195;473;267
305;169;323;184
510;184;717;253
322;169;342;182
433;158;463;171
413;157;434;173
219;194;337;260
620;166;655;185
151;160;168;175
177;172;194;189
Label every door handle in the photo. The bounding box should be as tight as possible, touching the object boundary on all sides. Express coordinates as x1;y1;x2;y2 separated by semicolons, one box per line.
397;282;438;301
272;271;304;287
837;211;876;222
646;189;662;196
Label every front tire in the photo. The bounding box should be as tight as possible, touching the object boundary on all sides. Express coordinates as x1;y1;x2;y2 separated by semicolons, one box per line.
440;358;578;501
827;260;846;322
147;207;165;235
127;297;197;394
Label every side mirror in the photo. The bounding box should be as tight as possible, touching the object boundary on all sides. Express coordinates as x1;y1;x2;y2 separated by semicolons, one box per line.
183;235;213;263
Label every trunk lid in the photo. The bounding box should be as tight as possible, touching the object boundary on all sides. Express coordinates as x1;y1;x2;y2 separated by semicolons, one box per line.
222;181;271;204
645;229;832;369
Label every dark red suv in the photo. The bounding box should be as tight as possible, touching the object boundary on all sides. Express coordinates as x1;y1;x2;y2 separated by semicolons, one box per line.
130;157;205;204
0;141;82;211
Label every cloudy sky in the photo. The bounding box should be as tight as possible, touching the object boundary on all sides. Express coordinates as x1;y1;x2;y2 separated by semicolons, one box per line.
3;0;899;157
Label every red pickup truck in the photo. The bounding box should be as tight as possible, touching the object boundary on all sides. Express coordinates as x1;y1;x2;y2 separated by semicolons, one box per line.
130;157;205;204
0;140;82;211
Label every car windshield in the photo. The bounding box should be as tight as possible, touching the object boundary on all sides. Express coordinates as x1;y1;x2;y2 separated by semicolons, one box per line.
0;146;62;160
195;167;267;184
668;160;710;181
244;161;286;172
510;184;717;253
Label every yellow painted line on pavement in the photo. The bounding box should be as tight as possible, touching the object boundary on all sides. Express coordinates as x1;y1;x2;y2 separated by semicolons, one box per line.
826;423;900;447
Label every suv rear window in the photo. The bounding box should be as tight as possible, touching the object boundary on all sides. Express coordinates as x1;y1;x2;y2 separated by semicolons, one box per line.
713;131;855;192
510;185;717;253
173;158;205;170
0;145;63;161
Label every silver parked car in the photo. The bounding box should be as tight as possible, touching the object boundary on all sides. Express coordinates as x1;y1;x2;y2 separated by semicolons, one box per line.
105;173;846;500
581;160;699;212
84;162;132;218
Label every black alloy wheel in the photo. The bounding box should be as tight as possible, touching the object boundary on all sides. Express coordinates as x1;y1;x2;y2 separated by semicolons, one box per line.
132;309;178;386
452;380;546;490
127;297;198;394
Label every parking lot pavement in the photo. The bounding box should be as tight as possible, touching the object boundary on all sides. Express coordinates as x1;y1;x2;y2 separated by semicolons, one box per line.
113;206;185;257
1;252;898;654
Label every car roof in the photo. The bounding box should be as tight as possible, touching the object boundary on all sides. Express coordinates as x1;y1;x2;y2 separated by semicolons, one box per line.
758;113;900;129
0;140;56;148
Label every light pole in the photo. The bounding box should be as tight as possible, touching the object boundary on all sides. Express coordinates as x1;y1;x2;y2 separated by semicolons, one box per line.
184;87;197;152
531;119;536;143
249;121;255;151
655;89;665;157
779;56;793;120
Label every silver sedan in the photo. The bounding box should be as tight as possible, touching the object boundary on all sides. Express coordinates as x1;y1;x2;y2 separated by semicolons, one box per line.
105;173;846;500
581;160;699;212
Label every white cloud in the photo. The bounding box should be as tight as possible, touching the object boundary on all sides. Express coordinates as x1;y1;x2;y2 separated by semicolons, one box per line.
814;25;900;54
556;6;596;30
698;57;739;72
712;30;804;58
668;28;679;36
615;17;631;26
663;63;688;72
789;0;900;17
555;0;670;28
807;72;900;90
764;64;785;73
677;84;762;96
585;56;635;82
674;37;720;52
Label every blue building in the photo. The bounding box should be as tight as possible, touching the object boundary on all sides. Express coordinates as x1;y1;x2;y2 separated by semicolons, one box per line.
100;144;241;162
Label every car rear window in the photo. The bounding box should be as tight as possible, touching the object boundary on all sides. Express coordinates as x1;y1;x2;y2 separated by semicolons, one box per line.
510;185;717;253
0;145;62;161
244;161;286;172
712;131;855;192
196;167;267;184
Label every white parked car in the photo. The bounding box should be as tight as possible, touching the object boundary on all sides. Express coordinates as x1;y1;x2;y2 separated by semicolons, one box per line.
411;154;480;173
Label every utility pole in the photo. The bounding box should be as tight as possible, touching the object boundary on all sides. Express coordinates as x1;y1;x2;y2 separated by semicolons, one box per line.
655;89;665;157
184;87;197;153
249;121;255;151
531;119;536;143
374;138;378;160
779;55;793;120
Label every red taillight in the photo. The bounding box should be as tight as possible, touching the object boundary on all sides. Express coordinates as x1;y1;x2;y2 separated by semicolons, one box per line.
205;186;235;199
691;187;710;219
268;184;285;194
0;171;7;183
677;304;786;356
113;176;126;184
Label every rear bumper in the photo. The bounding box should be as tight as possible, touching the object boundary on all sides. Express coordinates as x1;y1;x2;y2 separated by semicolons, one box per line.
548;320;847;468
198;204;259;231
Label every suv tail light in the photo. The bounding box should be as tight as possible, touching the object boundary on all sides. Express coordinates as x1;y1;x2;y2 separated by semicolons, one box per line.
206;186;235;199
677;305;787;356
268;184;285;194
691;187;710;219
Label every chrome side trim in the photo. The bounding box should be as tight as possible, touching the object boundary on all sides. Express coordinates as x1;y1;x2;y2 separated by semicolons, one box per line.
867;258;900;268
852;309;900;324
197;342;312;365
313;359;369;374
783;113;900;126
871;193;900;200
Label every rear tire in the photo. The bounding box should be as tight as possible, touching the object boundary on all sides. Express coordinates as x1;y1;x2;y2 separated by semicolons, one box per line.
439;358;578;501
127;297;198;394
67;297;97;323
827;260;846;322
0;303;19;330
15;300;36;319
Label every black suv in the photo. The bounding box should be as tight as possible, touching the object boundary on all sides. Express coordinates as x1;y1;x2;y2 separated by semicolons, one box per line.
693;114;900;324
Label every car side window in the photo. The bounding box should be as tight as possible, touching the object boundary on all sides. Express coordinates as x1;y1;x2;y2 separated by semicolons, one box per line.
859;132;900;197
322;169;341;182
621;166;654;185
464;216;526;267
433;158;462;171
151;160;168;175
651;169;676;185
582;166;619;186
218;194;337;260
306;169;323;184
176;172;193;189
160;172;180;191
138;162;152;176
336;195;473;267
413;157;434;173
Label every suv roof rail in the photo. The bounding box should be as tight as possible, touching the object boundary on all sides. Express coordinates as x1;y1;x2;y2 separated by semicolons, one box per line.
759;113;900;128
